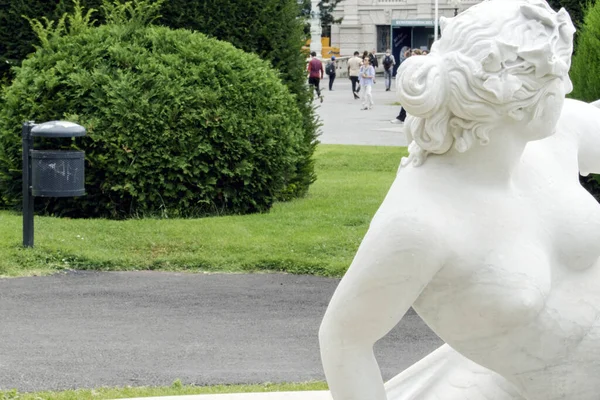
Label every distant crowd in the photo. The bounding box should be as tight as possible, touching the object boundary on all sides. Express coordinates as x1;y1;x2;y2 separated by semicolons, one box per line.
306;46;429;117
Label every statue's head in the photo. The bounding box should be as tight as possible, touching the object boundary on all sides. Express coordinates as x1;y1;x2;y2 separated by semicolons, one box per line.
398;0;575;167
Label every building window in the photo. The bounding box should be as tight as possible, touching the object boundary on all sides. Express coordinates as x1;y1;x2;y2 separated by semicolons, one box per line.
376;25;390;52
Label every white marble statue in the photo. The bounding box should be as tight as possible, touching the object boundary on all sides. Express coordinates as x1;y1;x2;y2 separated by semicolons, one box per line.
319;1;600;399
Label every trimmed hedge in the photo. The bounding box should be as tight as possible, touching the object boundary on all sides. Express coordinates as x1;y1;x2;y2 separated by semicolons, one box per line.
0;4;306;218
155;0;318;199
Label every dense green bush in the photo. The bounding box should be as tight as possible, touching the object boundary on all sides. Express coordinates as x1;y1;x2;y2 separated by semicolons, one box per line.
156;0;318;199
0;2;306;218
0;0;317;202
569;1;600;200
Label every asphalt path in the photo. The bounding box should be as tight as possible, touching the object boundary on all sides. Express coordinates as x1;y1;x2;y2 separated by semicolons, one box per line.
0;78;440;392
0;272;442;392
316;76;408;146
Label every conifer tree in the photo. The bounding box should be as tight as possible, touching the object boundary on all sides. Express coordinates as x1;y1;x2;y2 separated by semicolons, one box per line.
569;1;600;102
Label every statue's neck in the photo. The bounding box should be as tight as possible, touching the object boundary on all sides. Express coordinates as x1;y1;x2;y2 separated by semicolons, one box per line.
427;132;528;187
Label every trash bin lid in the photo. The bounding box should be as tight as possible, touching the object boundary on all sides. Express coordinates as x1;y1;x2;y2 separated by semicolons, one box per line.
31;121;86;138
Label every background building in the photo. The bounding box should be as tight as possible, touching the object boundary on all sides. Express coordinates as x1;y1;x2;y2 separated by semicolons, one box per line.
329;0;482;72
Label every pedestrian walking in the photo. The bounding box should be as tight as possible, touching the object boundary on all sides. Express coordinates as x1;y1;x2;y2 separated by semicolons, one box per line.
368;49;378;85
391;107;407;124
359;57;375;110
391;49;421;124
347;51;362;100
399;46;410;64
382;48;395;91
326;56;337;91
307;51;324;102
368;49;379;69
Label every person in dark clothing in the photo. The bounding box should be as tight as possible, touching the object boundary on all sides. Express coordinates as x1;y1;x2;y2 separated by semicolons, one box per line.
368;49;379;69
391;107;407;124
347;51;362;99
307;51;324;102
391;49;421;124
327;56;337;91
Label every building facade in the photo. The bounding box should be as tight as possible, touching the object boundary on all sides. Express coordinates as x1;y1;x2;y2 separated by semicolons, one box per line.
330;0;482;70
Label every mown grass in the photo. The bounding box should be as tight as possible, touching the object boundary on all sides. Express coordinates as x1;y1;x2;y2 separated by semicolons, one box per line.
0;145;406;278
0;381;328;400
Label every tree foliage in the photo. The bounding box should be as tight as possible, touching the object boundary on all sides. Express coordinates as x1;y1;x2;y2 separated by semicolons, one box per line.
0;1;309;219
318;0;344;27
299;0;344;26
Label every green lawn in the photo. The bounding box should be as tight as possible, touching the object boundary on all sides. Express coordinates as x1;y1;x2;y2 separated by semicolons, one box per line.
0;145;406;278
0;381;328;400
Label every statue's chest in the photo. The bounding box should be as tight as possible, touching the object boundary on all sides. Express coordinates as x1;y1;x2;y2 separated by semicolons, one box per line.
413;188;600;343
414;232;552;342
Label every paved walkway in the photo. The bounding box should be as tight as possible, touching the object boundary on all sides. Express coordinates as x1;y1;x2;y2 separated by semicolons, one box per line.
0;79;438;394
315;77;407;146
0;272;441;392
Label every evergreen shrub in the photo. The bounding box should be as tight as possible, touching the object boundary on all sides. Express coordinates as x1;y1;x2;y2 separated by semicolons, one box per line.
0;2;306;219
157;0;318;200
569;0;600;200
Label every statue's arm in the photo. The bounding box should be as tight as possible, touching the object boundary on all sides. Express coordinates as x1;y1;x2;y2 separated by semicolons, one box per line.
319;214;445;400
561;98;600;176
320;211;525;400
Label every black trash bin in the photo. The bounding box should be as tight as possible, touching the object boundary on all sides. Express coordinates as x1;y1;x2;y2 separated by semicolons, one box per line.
31;150;85;197
22;120;87;247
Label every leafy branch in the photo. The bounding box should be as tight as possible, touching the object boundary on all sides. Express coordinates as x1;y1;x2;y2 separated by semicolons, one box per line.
101;0;165;26
24;0;97;50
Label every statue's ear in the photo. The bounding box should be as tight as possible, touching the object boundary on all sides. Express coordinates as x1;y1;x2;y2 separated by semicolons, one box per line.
508;107;526;122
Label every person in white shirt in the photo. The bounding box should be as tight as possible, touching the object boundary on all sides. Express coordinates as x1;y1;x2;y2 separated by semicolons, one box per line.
359;57;375;110
347;51;362;99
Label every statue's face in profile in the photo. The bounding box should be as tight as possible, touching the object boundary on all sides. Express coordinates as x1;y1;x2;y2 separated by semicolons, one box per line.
523;78;566;141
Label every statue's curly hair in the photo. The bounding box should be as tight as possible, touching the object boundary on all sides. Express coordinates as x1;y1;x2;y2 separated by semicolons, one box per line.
398;0;575;168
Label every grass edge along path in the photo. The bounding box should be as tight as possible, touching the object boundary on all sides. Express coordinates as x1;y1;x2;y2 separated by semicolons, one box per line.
0;381;328;400
0;145;407;278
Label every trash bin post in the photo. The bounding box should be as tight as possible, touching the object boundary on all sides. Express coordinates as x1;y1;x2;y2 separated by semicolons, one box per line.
22;121;35;248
